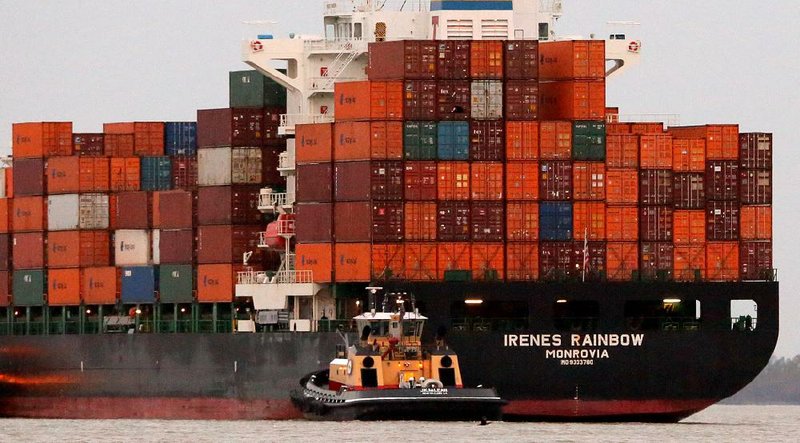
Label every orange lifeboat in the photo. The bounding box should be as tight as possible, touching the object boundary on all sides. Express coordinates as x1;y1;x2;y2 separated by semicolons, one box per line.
262;213;296;249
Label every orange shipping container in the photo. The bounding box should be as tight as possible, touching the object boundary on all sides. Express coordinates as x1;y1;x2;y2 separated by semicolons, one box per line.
46;156;80;194
12;122;73;158
295;123;333;164
295;243;333;283
505;121;539;160
0;199;9;233
405;243;437;281
334;121;373;161
674;246;706;281
196;264;235;302
134;122;165;156
606;123;632;135
639;134;673;169
110;157;141;191
437;243;470;279
740;205;772;240
47;231;80;268
79;157;111;192
539;40;605;80
673;210;706;245
706;242;739;281
334;243;371;282
405;202;437;241
573;201;606;241
506;201;539;241
437;162;470;200
539;81;606;121
104;122;135;134
672;139;706;172
630;123;665;135
11;196;46;232
48;268;81;306
506;161;539;201
471;162;504;200
669;125;738;160
370;121;404;160
606;242;638;281
606;206;639;241
470;40;504;79
334;81;404;121
539;121;572;160
605;170;638;204
471;243;504;280
82;267;118;305
104;134;135;157
573;162;605;200
606;135;638;168
5;168;12;198
371;244;405;280
506;242;539;281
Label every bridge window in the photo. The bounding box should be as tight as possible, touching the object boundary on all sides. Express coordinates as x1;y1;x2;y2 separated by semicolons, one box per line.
624;299;701;331
354;23;362;39
538;23;549;40
731;299;758;331
554;300;598;332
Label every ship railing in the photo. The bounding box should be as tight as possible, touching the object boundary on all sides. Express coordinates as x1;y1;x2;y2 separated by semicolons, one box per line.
308;76;361;92
258;191;295;209
277;150;293;170
303;37;368;53
615;113;681;127
279;113;335;132
731;316;758;332
236;270;313;285
276;219;296;236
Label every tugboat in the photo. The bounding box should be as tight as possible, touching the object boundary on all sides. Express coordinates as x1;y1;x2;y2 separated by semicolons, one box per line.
290;288;505;421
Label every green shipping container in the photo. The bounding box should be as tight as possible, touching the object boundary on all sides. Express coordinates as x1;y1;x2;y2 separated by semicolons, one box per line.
572;121;606;161
141;156;172;191
159;265;194;304
229;70;287;108
13;270;45;306
404;121;438;160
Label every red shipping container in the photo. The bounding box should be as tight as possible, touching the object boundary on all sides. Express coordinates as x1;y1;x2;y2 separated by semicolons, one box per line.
371;244;405;280
405;202;437;241
0;234;9;271
673;210;706;245
639;169;673;205
740;241;772;281
436;80;471;121
334;81;404;121
368;40;438;80
157;229;195;264
297;163;333;203
573;201;606;241
739;133;772;169
506;201;539;241
404;243;437;281
334;161;404;202
469;120;505;161
4;170;11;199
46;156;79;194
639;134;673;169
197;225;261;264
110;157;141;191
606;206;638;242
13;158;45;196
539;121;572;160
674;246;706;281
104;134;135;157
471;201;504;242
295;203;333;243
0;199;9;233
471;243;504;280
437;243;470;279
539;242;579;280
740;169;772;204
539;80;605;120
403;80;438;121
13;232;45;269
673;139;706;172
437;162;470;200
11;196;46;232
539;40;605;80
171;156;198;191
605;134;638;168
506;161;539;201
79;157;110;192
706;160;739;201
640;206;673;242
506;242;539;281
372;201;404;242
404;161;437;201
740;205;772;240
706;201;739;241
295;243;333;283
370;121;404;160
669;125;739;160
197;108;271;148
471;162;504;200
539;161;572;201
111;191;150;229
504;40;539;80
436;40;471;80
437;201;471;241
12;122;73;158
470;40;503;79
606;242;638;281
153;191;195;229
505;121;539;160
334;121;372;161
640;242;673;280
73;133;104;157
706;242;739;281
605;108;619;124
572;162;605;201
197;185;262;225
606;169;638;204
673;173;705;209
82;267;118;305
296;123;333;164
505;80;539;120
48;268;82;306
334;202;371;243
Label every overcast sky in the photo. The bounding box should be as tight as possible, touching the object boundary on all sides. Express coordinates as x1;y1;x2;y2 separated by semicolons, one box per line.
0;1;798;356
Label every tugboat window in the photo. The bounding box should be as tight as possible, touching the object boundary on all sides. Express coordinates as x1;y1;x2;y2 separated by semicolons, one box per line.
624;299;701;331
731;300;758;331
450;300;528;332
553;300;599;332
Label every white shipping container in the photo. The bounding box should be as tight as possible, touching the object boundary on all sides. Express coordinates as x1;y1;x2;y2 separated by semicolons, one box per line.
114;229;151;266
471;80;504;120
198;147;232;186
231;147;262;184
79;193;109;229
47;194;80;231
151;229;160;265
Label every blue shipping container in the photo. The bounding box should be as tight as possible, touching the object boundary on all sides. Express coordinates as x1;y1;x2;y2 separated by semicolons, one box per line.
539;202;573;241
141;156;172;191
164;122;198;156
437;121;469;160
121;266;157;304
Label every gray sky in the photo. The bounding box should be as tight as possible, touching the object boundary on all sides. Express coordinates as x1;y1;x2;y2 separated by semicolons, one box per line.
1;1;798;356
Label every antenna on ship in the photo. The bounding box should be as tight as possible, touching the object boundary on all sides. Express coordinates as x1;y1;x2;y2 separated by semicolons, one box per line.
366;286;382;316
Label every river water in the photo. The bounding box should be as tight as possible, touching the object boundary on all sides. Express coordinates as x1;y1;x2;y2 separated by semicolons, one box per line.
1;405;797;442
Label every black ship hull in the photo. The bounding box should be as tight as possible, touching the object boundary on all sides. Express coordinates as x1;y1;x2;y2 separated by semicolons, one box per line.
0;281;778;421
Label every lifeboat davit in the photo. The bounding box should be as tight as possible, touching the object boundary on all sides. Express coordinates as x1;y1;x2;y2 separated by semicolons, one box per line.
262;213;295;249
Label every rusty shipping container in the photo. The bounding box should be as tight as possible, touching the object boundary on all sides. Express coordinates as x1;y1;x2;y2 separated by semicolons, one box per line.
740;169;772;204
673;173;705;209
470;40;503;79
404;161;437;201
197;225;261;264
436;40;471;80
505;80;539;120
506;201;539;241
12;122;73;158
73;133;104;157
706;161;739;201
506;161;539;201
297;163;333;203
295;203;333;243
171;156;198;191
436;80;471;121
606;242;638;281
504;40;539;80
669;125;739;160
539;121;572;160
740;205;772;240
539;80;605;121
437;201;471;242
506;242;539;281
539;40;605;80
404;80;438;121
539;161;572;201
572;162;605;201
334;161;404;202
368;40;438;80
739;133;772;169
197;185;262;226
740;241;772;281
706;201;740;241
639;170;673;205
13;158;45;196
505;121;539;160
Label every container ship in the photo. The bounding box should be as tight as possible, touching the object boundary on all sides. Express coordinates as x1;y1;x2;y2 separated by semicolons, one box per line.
0;0;777;421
